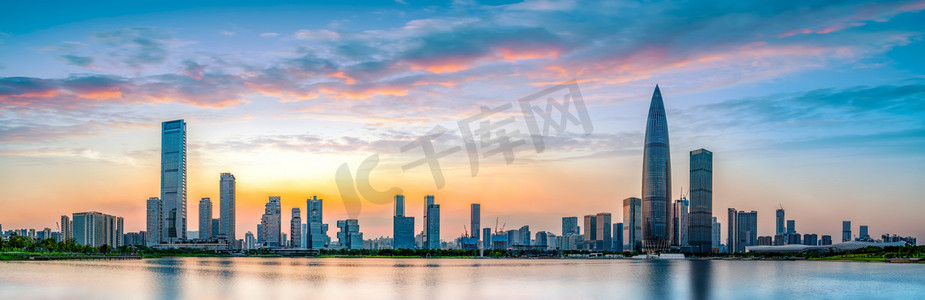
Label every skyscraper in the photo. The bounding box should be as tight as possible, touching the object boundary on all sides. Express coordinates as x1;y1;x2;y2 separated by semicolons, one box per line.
306;196;329;249
260;196;282;248
562;217;579;236
160;119;187;243
482;228;492;249
220;173;236;242
393;195;415;249
471;203;480;240
860;225;869;240
711;217;721;251
583;214;597;246
60;215;71;242
596;213;612;251
623;197;642;252
337;219;363;250
672;198;689;247
842;221;851;242
423;195;440;249
290;208;301;248
146;197;162;246
689;148;713;253
211;219;220;238
199;198;212;240
736;211;757;253
776;207;785;235
786;220;796;234
613;223;624;252
641;85;672;252
727;208;737;253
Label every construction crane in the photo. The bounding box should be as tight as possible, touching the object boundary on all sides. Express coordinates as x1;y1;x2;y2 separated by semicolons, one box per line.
463;225;469;238
56;222;60;232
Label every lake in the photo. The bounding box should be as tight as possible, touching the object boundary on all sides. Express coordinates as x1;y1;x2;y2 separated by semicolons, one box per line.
1;257;923;299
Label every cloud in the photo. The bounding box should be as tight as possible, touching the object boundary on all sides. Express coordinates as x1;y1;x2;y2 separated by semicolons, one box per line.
220;30;236;36
260;32;279;37
60;55;95;67
92;27;183;69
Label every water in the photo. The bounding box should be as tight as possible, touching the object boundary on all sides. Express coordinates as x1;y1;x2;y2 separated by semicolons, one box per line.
1;257;923;299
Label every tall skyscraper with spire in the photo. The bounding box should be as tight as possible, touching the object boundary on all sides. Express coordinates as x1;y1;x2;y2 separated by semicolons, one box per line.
161;119;187;243
641;85;672;252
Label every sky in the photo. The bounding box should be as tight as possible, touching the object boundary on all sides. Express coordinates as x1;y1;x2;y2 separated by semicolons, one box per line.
1;0;924;243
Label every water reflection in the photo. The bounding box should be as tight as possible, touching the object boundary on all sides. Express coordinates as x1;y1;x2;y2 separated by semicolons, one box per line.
645;261;671;299
146;258;182;300
689;259;712;300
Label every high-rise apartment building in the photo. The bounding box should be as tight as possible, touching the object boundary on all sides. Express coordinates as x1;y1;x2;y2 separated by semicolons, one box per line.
72;211;123;248
146;197;162;246
199;198;212;240
623;197;642;252
60;215;71;242
290;208;301;248
220;173;236;242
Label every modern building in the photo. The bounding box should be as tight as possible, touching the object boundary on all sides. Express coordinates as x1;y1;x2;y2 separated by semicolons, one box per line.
471;203;480;240
641;85;672;252
859;225;869;240
736;211;758;253
583;214;596;248
517;225;531;246
613;223;624;252
758;236;772;246
60;215;71;242
786;220;796;235
220;173;236;242
393;195;415;249
535;231;549;247
482;228;492;249
842;221;851;242
336;219;363;250
423;195;440;249
596;213;612;251
727;208;737;253
711;217;721;251
776;207;785;235
562;217;579;236
146;197;162;246
821;235;833;245
803;234;818;246
199;198;213;240
72;211;123;248
260;196;282;248
689;148;713;253
244;231;256;250
290;208;301;248
211;219;220;238
306;196;329;249
672;198;689;247
160;119;187;243
123;232;146;246
623;197;642;252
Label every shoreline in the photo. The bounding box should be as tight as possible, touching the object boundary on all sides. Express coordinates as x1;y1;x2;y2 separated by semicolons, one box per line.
3;252;921;263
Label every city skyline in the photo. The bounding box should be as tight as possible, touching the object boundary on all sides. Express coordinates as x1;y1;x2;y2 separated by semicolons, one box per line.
2;1;925;242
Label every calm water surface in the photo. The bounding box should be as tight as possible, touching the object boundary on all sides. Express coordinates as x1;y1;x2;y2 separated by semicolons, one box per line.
1;257;923;299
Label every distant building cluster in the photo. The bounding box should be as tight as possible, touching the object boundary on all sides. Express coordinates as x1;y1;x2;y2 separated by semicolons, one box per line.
2;87;918;253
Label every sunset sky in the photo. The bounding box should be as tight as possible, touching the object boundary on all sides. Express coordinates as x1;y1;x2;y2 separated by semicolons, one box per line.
1;0;924;242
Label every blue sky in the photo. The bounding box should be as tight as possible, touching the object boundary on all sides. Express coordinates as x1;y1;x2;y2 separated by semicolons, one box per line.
1;0;923;241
